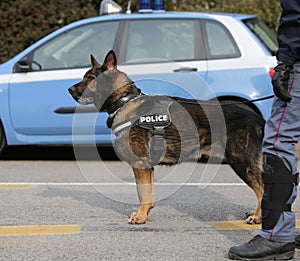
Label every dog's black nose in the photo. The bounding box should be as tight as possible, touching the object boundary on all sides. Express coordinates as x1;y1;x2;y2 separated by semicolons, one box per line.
68;86;76;94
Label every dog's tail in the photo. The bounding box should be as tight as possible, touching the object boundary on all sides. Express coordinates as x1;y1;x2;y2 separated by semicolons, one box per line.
255;116;265;141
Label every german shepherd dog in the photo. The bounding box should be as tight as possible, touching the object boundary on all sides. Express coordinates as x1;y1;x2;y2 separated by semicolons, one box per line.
68;50;265;225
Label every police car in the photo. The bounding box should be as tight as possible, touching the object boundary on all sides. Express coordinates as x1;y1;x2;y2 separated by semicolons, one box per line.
0;0;277;154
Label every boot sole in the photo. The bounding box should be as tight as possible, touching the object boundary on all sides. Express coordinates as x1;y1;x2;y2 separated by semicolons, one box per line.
228;250;294;260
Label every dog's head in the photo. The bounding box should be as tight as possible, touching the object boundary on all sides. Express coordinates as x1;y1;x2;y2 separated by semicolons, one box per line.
68;50;135;112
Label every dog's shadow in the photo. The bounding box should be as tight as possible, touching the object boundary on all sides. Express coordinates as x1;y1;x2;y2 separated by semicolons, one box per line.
159;185;255;222
39;184;254;226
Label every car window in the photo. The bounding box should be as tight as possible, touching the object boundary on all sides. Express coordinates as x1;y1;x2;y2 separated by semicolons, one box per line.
203;20;240;59
243;18;278;56
125;19;195;63
31;21;119;71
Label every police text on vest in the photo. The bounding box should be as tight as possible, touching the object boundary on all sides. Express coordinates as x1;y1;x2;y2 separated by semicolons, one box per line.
140;114;168;123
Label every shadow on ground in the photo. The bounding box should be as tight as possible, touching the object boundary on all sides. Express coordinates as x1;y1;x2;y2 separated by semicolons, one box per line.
0;146;118;161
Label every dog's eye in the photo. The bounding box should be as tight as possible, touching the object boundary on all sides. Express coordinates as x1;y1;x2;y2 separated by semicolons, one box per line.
85;75;96;81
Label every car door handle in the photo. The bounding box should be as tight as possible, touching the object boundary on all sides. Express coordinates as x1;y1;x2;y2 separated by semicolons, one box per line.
173;67;198;72
54;106;98;114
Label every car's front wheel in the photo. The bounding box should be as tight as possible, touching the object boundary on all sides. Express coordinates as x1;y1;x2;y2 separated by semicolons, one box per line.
0;123;6;155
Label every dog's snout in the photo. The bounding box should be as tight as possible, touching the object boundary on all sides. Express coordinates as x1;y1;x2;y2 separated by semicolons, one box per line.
68;86;76;94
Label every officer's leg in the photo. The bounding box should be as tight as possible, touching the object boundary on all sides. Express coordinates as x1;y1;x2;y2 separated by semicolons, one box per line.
228;64;300;260
260;65;300;243
259;154;298;242
228;110;298;260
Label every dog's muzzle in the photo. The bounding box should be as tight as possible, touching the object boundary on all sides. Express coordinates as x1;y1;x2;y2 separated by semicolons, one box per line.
68;86;79;100
68;86;94;105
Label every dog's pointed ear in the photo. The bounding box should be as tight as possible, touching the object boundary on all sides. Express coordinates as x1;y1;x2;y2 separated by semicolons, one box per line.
90;54;101;67
103;50;117;70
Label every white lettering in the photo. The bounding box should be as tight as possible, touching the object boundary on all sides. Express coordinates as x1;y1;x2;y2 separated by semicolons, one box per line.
140;114;168;124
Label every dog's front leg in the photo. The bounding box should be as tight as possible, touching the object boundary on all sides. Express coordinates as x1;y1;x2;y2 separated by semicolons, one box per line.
128;167;154;224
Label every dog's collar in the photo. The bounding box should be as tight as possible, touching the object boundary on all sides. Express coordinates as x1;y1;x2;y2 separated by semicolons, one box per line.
105;87;141;114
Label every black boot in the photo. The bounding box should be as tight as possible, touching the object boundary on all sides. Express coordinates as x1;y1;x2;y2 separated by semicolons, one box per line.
228;235;295;260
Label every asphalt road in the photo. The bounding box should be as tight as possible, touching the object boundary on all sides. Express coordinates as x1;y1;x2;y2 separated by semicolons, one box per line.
0;146;300;260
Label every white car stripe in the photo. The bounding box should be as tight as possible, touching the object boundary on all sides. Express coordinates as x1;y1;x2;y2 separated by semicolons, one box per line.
8;68;87;84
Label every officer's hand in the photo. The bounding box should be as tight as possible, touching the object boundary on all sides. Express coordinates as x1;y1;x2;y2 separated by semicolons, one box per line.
272;62;293;102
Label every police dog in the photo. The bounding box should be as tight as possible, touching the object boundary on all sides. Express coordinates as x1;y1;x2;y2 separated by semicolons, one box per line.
68;50;265;225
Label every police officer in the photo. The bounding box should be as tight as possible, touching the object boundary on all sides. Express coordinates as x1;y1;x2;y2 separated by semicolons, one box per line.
228;0;300;259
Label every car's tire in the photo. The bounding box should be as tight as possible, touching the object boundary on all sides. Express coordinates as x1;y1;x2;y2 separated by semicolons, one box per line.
221;99;258;114
0;123;6;155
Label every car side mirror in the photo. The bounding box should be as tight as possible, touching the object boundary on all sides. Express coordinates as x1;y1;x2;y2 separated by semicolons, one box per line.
14;59;31;73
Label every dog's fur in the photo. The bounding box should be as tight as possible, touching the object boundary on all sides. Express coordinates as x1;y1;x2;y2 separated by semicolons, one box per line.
69;50;265;225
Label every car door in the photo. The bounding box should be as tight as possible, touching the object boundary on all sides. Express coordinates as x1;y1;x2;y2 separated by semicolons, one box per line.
118;18;211;100
9;20;120;144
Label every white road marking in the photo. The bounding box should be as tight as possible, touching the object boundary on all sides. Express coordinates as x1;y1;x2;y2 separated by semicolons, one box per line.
0;182;246;186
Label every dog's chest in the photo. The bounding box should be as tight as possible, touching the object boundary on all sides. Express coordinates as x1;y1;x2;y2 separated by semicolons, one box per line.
111;96;173;135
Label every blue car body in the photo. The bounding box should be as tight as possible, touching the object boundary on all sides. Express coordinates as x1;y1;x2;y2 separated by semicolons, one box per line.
0;11;276;149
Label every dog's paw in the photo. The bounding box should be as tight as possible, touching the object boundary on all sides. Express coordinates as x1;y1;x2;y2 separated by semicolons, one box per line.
128;212;147;224
245;211;261;224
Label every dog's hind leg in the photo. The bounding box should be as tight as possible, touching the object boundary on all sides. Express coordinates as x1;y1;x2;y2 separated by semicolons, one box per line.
128;166;155;224
227;158;263;224
244;166;263;224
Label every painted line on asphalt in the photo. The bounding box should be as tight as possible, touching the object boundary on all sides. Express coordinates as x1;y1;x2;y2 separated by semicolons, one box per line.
0;182;246;186
0;225;80;237
213;221;260;230
213;220;300;230
0;185;35;190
